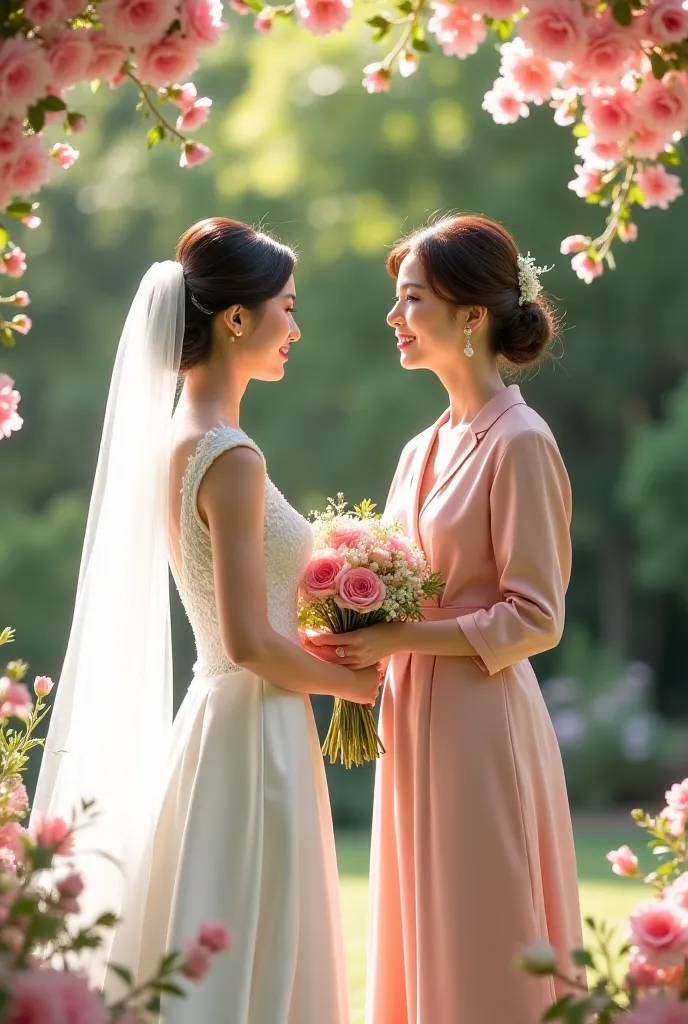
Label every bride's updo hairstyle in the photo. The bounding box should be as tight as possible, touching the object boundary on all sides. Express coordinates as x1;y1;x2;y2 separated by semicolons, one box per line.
175;217;296;373
386;214;558;367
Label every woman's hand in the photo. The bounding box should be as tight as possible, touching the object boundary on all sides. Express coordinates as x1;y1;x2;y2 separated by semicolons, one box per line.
336;665;382;705
303;623;402;670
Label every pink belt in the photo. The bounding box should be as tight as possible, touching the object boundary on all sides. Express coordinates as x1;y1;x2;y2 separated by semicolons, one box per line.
420;604;485;620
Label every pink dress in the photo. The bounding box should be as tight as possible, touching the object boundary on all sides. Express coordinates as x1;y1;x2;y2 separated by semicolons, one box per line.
366;385;584;1024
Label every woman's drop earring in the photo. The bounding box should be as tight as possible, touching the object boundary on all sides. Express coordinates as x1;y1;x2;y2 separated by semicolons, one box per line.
463;326;474;358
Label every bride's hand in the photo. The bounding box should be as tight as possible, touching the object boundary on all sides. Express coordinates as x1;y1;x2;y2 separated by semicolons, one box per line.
307;623;399;670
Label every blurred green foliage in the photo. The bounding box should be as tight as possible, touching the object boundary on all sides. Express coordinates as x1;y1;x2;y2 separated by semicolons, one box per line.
1;20;687;818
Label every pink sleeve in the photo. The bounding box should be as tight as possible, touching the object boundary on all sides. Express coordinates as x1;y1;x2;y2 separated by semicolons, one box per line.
457;430;572;677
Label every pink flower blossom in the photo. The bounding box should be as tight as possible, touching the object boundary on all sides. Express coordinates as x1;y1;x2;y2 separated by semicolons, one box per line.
550;88;577;125
560;234;591;254
637;164;684;210
584;86;636;143
254;9;273;31
0;822;26;864
0;376;23;439
9;290;30;309
67;113;87;134
666;873;688;912
0;37;52;119
606;844;639;876
12;315;32;335
636;74;688;136
181;0;227;47
295;0;351;35
499;37;557;103
571;251;603;283
399;51;419;78
32;815;74;856
182;940;213;980
179;141;211;167
176;97;212;131
137;35;200;89
362;63;391;93
518;0;586;63
483;76;531;123
302;552;346;598
34;675;54;696
6;971;58;1024
230;0;250;11
24;0;63;25
428;3;487;58
618;220;638;243
3;249;27;278
62;0;88;15
335;566;386;612
645;0;688;45
328;527;367;550
53;971;109;1024
169;81;198;113
57;871;84;913
575;132;624;169
9;134;53;197
3;779;29;816
630;897;688;968
625;993;688;1024
568;163;603;198
462;0;521;18
0;119;24;163
21;214;40;229
197;920;231;952
628;951;664;989
100;0;178;46
0;679;33;718
579;12;641;86
46;28;93;90
86;36;128;82
630;124;673;159
51;142;79;169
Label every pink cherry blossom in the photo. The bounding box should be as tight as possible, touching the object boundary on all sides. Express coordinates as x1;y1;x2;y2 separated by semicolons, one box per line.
606;844;639;876
32;815;74;856
568;163;603;197
645;0;688;45
618;220;638;243
197;920;231;952
46;28;93;90
362;63;391;92
3;778;29;815
181;0;227;47
3;249;27;278
9;134;53;197
630;124;673;159
428;3;487;58
579;12;641;86
176;96;212;131
51;142;79;169
636;74;688;136
584;86;636;142
625;993;688;1024
182;940;213;980
12;314;32;335
0;376;23;439
169;81;198;113
295;0;352;35
0;822;26;863
666;779;688;817
100;0;178;46
0;37;52;119
462;0;522;18
499;37;557;103
574;133;623;169
179;141;212;167
518;0;586;63
0;679;33;718
34;674;53;696
137;35;200;89
560;234;591;254
254;9;273;32
630;897;688;968
21;214;41;229
550;88;578;125
24;0;62;25
637;164;684;210
399;51;419;77
571;251;603;283
85;36;128;82
0;119;24;162
483;77;530;123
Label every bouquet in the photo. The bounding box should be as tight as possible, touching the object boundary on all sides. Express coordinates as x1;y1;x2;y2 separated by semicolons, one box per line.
298;495;443;769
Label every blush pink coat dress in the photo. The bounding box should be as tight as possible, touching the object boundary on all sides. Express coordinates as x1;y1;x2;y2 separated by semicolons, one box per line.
366;385;584;1024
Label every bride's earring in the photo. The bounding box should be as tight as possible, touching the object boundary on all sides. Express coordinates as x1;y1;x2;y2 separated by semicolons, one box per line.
463;325;474;358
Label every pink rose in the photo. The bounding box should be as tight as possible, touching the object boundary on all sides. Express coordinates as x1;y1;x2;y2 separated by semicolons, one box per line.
32;815;74;856
636;74;688;135
428;3;487;58
499;38;557;103
86;36;128;82
302;552;345;598
462;0;521;18
575;132;624;168
560;234;591;254
51;142;79;169
3;249;27;278
9;134;52;197
0;679;33;719
335;566;386;612
606;844;639;876
630;897;688;968
568;163;603;198
0;37;52;119
637;164;683;210
179;141;211;167
0;119;24;162
34;675;54;697
295;0;352;35
180;0;227;47
571;251;603;283
630;124;673;159
100;0;178;46
46;29;93;90
362;63;391;93
176;96;212;132
579;12;641;86
328;527;366;550
24;0;62;25
182;940;213;980
645;0;688;45
518;0;586;63
666;874;688;912
137;35;200;89
0;376;23;439
197;920;231;952
628;951;664;989
625;993;688;1024
584;86;636;142
483;77;530;123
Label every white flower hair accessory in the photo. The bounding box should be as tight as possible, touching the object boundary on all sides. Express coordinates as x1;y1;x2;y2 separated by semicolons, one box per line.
517;253;552;305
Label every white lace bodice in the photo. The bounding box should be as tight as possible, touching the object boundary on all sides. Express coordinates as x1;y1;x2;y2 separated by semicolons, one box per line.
175;426;313;678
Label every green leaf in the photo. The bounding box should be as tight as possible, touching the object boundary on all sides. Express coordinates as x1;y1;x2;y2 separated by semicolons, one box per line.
90;79;101;93
0;328;15;348
152;981;186;997
42;94;67;112
411;32;431;52
659;148;681;167
108;964;134;986
366;14;391;29
397;0;413;11
585;193;602;204
27;104;45;134
95;911;119;927
650;50;670;80
542;995;573;1020
0;226;8;250
145;995;162;1014
612;0;632;25
147;125;165;149
657;860;677;875
605;249;617;272
572;948;595;968
5;202;33;219
572;122;589;139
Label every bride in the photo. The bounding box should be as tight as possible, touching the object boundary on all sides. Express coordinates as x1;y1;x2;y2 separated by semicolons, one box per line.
30;216;379;1023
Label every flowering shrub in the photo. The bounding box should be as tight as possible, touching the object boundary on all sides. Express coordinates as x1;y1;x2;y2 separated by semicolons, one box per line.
0;626;231;1022
519;776;688;1022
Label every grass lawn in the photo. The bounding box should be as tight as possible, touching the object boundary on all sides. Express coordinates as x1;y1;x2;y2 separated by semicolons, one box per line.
337;817;647;1024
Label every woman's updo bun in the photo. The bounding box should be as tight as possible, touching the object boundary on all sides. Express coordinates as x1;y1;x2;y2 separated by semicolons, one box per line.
386;214;558;368
175;218;296;373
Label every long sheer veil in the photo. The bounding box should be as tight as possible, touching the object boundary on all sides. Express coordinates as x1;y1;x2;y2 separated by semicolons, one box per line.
30;260;185;985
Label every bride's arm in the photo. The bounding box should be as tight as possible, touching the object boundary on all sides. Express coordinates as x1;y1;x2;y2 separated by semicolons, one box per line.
198;444;380;704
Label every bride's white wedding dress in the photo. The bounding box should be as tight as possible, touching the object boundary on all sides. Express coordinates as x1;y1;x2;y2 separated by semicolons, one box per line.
135;425;349;1023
